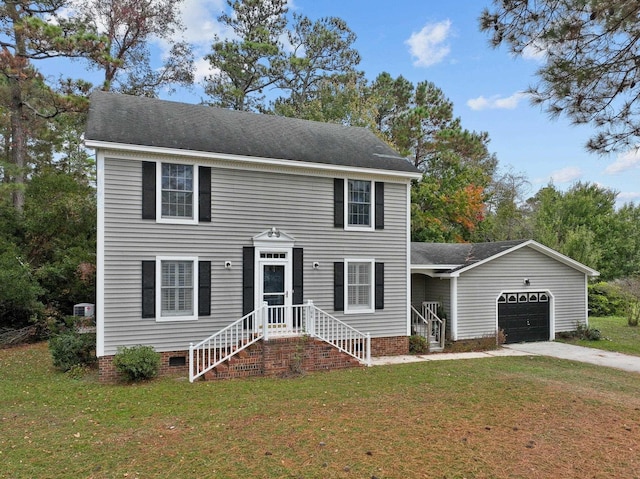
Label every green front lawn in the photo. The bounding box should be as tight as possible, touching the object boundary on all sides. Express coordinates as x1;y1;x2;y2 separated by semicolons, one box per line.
1;342;640;478
569;316;640;356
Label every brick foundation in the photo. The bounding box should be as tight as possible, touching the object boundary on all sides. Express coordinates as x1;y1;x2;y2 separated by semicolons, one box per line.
98;349;189;383
98;335;410;383
370;335;409;356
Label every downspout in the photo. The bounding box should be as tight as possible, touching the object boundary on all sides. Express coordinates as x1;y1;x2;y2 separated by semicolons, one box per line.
406;183;412;336
96;151;105;357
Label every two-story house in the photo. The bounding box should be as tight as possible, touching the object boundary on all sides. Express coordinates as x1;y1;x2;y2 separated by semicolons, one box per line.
85;91;422;382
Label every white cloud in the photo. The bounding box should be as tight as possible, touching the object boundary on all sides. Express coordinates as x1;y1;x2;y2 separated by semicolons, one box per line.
193;57;220;84
179;0;229;46
405;20;452;67
549;166;583;184
522;40;547;61
467;92;526;111
617;191;640;203
605;149;640;174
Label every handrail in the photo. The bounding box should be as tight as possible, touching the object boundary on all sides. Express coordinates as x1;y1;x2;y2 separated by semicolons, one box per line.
189;301;372;382
189;304;266;382
306;300;371;366
411;303;446;351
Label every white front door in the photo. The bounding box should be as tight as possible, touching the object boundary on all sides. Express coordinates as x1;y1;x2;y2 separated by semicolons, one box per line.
257;251;292;332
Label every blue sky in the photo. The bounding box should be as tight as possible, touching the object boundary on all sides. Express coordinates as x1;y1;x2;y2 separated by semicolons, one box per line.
61;0;640;204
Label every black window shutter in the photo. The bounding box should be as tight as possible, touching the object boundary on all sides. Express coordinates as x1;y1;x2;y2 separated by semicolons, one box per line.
334;178;344;228
334;262;344;311
375;182;384;229
198;261;211;316
142;261;156;318
243;247;255;327
198;166;211;222
292;248;303;305
375;262;384;310
142;162;156;220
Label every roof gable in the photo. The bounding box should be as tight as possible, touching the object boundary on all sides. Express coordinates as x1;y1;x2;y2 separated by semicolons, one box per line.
411;240;599;277
85;91;420;176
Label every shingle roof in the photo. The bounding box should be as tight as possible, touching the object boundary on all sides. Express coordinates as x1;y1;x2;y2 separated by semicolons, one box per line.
411;240;529;271
85;91;420;174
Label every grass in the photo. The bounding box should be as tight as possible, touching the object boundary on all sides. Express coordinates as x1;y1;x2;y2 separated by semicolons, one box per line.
2;343;640;478
561;316;640;356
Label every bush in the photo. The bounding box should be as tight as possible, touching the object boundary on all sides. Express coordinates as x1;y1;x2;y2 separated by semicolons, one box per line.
409;335;428;354
588;282;628;317
49;331;96;371
558;323;602;341
113;345;161;381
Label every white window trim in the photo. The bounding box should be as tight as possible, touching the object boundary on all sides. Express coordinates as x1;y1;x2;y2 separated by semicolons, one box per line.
156;160;199;225
155;256;199;322
344;258;375;314
344;179;375;231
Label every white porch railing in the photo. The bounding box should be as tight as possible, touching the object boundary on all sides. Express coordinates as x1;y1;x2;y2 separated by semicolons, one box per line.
189;300;371;382
411;301;446;352
189;305;266;382
306;301;371;367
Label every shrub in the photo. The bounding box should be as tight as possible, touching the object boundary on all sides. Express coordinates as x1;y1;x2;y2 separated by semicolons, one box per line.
113;345;161;381
588;282;628;317
49;331;96;371
409;335;428;354
559;323;602;341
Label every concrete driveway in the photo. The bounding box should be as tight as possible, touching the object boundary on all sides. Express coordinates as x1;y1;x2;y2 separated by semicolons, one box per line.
504;342;640;374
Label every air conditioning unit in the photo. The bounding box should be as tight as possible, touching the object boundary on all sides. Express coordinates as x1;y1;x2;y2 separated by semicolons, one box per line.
73;303;95;317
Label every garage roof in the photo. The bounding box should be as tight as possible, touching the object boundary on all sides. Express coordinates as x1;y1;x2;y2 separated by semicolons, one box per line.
411;239;599;277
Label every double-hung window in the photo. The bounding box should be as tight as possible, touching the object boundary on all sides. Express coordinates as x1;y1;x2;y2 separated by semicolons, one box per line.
347;179;372;228
156;257;198;321
161;163;194;220
142;161;211;224
346;260;374;313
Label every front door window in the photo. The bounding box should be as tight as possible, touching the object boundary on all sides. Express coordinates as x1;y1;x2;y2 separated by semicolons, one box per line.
263;264;285;310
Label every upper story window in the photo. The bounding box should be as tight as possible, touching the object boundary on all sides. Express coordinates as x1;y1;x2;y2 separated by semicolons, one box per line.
334;178;382;231
348;180;371;227
143;161;210;225
161;163;194;219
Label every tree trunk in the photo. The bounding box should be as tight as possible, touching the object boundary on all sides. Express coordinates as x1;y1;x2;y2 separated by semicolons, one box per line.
10;84;26;212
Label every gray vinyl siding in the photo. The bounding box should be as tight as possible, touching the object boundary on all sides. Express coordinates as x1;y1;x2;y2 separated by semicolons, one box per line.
101;155;410;355
455;247;587;340
422;276;451;317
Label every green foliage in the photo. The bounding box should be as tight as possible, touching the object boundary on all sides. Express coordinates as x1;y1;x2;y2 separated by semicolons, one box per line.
204;0;289;111
113;345;161;381
588;282;628;317
49;332;96;372
0;237;44;328
481;0;640;154
576;323;602;341
615;277;640;327
524;182;632;279
408;334;428;354
24;168;96;313
559;323;601;341
78;0;194;96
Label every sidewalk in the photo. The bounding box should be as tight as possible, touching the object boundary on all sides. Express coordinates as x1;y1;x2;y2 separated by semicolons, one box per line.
370;347;531;366
371;342;640;374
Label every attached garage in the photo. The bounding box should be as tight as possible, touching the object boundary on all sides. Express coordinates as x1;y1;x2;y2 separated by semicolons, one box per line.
411;240;599;345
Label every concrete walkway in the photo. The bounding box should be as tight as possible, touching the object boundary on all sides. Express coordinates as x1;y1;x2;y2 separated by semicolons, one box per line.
504;341;640;374
371;342;640;374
